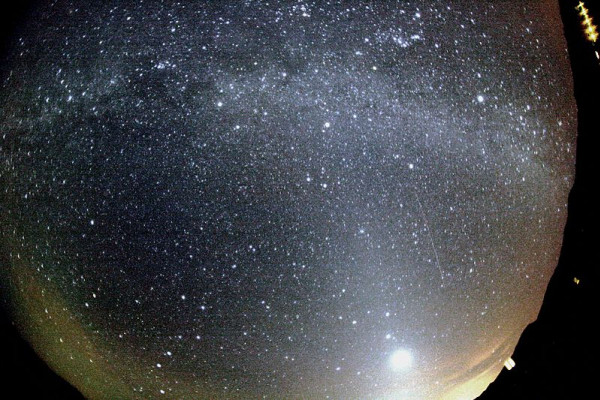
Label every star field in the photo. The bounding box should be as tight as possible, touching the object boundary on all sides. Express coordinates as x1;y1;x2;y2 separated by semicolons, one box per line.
0;1;576;399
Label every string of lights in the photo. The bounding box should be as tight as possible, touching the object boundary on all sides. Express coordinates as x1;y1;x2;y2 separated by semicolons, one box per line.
576;1;598;43
576;1;599;65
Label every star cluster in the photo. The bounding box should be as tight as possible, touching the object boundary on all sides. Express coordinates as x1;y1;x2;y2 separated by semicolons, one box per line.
0;1;576;399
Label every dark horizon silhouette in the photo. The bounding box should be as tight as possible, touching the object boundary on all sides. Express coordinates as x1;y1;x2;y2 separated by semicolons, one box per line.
0;1;596;399
477;1;598;397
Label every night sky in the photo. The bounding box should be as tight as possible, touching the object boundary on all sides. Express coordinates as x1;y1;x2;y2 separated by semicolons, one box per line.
0;1;577;399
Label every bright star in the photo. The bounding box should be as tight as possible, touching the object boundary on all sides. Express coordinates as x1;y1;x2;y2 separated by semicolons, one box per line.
389;349;413;371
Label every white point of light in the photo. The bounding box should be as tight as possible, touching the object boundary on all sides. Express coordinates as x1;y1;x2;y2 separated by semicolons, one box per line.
504;357;516;370
389;349;413;371
477;95;485;103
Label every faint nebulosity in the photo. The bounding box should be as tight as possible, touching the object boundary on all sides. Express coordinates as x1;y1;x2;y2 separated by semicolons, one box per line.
0;1;576;399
